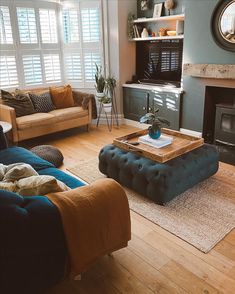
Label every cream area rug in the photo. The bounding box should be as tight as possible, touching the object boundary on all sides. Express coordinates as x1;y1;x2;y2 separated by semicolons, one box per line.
68;159;235;253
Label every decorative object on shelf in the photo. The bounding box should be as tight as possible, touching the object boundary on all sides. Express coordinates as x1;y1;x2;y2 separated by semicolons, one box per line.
140;0;149;11
164;0;175;16
211;0;235;52
153;3;163;18
167;30;176;36
95;63;105;96
127;13;135;39
176;20;184;35
141;27;149;38
139;109;170;139
158;27;168;36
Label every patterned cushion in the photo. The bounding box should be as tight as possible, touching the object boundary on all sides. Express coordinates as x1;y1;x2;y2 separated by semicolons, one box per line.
1;90;36;117
29;92;55;113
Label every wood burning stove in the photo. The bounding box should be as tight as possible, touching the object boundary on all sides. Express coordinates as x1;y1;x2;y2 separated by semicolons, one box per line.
214;104;235;146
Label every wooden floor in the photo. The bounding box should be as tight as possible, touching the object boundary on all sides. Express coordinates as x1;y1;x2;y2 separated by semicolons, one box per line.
23;125;235;294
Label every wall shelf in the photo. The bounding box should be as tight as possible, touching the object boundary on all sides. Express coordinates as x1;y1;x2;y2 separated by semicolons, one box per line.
131;35;184;42
133;14;185;24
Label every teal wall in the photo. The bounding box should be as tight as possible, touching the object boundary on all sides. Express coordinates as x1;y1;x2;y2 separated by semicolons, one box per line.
137;0;235;132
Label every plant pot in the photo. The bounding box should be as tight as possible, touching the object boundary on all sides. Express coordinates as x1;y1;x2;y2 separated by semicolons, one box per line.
103;102;112;113
96;92;105;99
148;126;161;139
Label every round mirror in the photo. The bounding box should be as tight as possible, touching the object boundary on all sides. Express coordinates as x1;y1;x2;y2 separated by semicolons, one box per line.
211;0;235;52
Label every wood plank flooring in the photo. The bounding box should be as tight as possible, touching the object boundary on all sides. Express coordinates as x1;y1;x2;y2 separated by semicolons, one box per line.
23;125;235;294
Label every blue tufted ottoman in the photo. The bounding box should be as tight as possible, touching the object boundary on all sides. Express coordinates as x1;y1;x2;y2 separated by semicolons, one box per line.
99;144;219;205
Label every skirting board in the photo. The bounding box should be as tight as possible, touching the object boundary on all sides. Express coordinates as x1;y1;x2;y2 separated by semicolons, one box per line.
180;128;202;138
93;113;124;125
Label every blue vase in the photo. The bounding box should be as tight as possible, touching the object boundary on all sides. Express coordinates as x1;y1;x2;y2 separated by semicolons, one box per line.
148;127;161;139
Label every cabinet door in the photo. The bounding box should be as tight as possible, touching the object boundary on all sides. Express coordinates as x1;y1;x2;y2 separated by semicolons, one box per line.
150;91;182;130
123;88;149;121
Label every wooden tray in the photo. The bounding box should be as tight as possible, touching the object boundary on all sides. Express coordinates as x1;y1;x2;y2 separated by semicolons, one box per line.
113;128;204;163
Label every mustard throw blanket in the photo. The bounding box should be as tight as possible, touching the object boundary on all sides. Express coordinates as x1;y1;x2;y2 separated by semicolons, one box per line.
46;178;131;278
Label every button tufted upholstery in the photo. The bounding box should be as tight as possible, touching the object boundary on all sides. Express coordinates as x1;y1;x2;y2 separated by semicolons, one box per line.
99;144;219;205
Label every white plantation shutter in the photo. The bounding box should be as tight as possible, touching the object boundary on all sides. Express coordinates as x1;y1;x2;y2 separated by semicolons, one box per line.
64;53;82;82
22;55;42;86
63;9;79;43
81;7;100;43
0;6;13;44
84;52;101;82
17;7;37;44
40;9;58;43
43;54;61;83
0;56;18;88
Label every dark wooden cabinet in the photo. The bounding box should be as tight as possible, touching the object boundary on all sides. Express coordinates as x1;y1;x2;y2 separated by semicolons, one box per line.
123;88;150;121
123;86;183;130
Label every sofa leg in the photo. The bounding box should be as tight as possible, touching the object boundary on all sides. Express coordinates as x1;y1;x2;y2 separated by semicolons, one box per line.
86;124;90;132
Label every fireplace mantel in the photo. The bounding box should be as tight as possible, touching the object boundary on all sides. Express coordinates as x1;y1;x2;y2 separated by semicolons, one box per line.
183;64;235;79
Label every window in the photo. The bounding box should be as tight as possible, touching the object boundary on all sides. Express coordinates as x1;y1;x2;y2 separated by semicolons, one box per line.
84;52;101;82
63;9;79;43
17;7;38;44
81;7;100;43
43;54;61;83
0;0;104;89
0;55;18;88
22;55;42;86
64;53;82;82
39;9;58;43
0;6;13;44
62;1;104;87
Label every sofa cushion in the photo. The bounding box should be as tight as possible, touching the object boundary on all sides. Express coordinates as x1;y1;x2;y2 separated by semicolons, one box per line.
29;92;55;113
50;85;74;109
49;107;88;122
1;89;35;117
0;147;54;171
16;112;57;130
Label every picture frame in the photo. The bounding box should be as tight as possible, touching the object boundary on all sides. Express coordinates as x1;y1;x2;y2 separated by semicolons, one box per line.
153;3;163;18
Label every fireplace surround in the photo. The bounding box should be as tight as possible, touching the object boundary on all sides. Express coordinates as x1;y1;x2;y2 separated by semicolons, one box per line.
183;63;235;165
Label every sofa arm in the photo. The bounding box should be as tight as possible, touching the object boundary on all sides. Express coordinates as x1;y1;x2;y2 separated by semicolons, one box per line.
72;90;97;120
0;103;18;142
46;178;131;276
0;190;67;293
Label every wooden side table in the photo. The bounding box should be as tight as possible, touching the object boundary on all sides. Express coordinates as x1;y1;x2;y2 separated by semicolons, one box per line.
0;121;12;149
0;121;12;133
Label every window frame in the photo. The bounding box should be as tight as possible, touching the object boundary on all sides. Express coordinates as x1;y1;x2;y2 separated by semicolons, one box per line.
0;0;106;91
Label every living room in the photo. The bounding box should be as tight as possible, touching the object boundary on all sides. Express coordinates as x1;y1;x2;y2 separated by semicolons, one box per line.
0;0;235;293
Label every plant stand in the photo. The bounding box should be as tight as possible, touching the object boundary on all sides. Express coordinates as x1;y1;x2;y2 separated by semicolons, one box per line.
96;92;119;131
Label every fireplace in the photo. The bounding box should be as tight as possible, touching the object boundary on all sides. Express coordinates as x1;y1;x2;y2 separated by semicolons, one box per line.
203;86;235;165
214;104;235;146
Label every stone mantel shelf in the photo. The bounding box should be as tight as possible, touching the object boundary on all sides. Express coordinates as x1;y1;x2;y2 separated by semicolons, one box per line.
183;64;235;79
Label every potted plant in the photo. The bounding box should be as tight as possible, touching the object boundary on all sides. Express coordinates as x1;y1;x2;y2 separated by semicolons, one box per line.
140;108;170;139
98;95;112;113
95;63;105;98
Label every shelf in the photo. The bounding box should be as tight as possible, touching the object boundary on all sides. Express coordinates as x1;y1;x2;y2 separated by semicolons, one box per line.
133;14;185;24
131;35;184;42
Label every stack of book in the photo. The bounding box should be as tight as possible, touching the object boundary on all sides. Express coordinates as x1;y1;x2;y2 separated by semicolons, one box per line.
133;25;140;38
138;134;173;148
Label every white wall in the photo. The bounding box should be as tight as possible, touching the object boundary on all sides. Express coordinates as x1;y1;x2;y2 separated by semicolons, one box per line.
107;0;136;116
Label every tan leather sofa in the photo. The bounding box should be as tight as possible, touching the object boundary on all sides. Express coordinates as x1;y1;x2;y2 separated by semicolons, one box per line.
0;88;93;143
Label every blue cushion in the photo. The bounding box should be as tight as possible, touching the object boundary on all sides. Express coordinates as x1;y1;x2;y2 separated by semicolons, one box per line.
38;167;85;189
0;146;54;171
0;189;66;293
